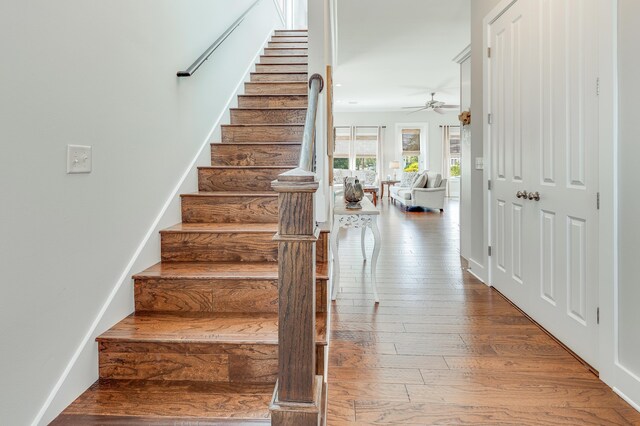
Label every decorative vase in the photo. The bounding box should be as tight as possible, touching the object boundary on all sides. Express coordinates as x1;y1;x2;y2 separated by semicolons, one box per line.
344;177;364;209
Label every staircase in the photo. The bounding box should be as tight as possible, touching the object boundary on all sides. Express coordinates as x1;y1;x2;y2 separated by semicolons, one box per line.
53;29;330;425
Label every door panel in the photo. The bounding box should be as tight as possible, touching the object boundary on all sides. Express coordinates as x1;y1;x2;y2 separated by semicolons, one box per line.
490;0;532;308
489;0;599;367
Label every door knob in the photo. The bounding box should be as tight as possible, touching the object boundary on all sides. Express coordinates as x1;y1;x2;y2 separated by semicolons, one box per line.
528;191;540;201
516;191;528;199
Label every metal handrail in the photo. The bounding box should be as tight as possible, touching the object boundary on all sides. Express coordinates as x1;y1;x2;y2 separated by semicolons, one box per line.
177;0;261;77
298;74;325;171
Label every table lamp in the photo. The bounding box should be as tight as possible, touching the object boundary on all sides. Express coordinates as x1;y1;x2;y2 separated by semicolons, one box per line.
389;161;401;180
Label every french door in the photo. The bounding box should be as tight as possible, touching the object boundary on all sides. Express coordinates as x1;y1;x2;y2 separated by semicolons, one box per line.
489;0;599;367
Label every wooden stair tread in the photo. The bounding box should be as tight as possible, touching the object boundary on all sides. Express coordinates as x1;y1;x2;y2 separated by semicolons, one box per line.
211;141;302;145
161;222;278;233
244;81;307;84
229;107;307;111
238;94;308;97
52;379;273;423
221;123;304;127
182;191;279;198
133;261;329;280
198;165;295;170
216;140;302;144
161;222;330;234
97;312;328;345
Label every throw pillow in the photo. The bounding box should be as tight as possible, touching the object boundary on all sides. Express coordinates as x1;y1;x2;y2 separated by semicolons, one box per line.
364;170;376;185
426;172;442;188
400;172;418;187
412;172;428;189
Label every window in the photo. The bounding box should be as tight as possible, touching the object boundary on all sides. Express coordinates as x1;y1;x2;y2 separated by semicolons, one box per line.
332;126;381;177
354;127;378;171
333;127;351;170
402;128;421;172
446;126;461;177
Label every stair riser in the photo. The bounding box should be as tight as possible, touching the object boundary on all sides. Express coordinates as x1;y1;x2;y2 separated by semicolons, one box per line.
238;95;307;108
134;279;328;313
221;125;303;142
270;36;308;43
244;82;307;95
250;73;308;82
255;64;308;73
274;30;308;36
182;194;278;223
211;143;300;167
267;42;308;49
198;167;290;192
263;48;307;56
259;55;307;64
161;231;278;262
99;342;278;383
230;109;306;125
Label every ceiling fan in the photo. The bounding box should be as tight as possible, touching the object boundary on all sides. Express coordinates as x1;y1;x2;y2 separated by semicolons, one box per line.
403;92;459;114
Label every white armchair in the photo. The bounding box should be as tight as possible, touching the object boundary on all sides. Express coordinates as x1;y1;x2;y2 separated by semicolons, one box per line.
390;172;447;212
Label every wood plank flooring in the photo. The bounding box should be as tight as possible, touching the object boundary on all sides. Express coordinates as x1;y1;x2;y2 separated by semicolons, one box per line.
326;199;639;425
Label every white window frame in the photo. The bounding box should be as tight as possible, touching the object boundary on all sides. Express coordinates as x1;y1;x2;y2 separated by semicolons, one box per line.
395;123;430;171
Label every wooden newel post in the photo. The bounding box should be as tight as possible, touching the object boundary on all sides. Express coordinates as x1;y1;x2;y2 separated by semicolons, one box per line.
269;168;323;426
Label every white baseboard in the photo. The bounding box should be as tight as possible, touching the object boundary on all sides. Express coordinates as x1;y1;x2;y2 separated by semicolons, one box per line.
612;362;640;413
467;258;487;284
613;386;640;413
32;29;274;426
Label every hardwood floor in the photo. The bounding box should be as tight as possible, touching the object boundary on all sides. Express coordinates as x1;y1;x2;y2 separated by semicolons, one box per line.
326;199;639;425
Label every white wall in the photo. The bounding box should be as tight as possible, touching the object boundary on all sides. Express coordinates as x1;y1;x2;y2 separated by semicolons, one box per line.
334;110;459;179
308;0;332;223
468;0;502;281
0;1;282;424
616;0;640;408
459;55;472;261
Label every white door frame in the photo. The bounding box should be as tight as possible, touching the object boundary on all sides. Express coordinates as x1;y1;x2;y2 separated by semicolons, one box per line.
483;0;640;410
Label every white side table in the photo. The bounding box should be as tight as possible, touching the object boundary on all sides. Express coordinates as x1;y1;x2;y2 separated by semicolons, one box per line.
331;196;380;303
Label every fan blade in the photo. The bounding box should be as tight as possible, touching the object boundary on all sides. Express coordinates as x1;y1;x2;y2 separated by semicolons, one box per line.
438;105;460;109
408;107;430;115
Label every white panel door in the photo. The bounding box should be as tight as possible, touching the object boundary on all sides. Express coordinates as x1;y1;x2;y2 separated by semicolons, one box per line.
489;0;534;311
489;0;599;367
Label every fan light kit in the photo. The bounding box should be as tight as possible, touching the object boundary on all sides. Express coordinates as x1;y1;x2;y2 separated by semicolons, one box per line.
403;92;459;115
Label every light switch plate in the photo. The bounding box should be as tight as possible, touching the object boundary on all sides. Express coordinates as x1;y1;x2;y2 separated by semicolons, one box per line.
475;157;484;170
67;145;92;174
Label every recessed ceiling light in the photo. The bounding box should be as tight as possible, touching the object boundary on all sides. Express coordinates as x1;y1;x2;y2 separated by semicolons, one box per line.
348;101;358;104
335;83;342;87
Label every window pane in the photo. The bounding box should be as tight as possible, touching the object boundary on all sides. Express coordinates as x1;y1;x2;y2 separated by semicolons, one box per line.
356;157;377;171
354;127;378;171
333;158;349;169
403;155;419;172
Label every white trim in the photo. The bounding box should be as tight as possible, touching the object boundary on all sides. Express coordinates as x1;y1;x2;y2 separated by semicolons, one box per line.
597;0;618;388
467;259;487;285
30;29;275;426
329;0;338;67
614;386;640;413
452;44;471;64
272;0;286;26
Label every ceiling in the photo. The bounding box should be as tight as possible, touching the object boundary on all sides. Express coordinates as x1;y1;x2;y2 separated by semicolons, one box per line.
334;0;470;112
